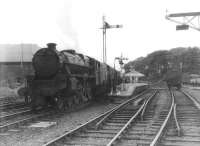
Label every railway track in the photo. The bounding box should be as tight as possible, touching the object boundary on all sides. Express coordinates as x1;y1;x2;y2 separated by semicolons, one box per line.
158;90;200;146
0;108;55;133
0;102;33;128
0;106;32;122
43;90;158;146
112;89;173;146
0;90;150;134
0;101;55;133
0;102;28;110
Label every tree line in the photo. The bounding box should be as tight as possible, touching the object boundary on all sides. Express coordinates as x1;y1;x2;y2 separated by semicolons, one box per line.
124;47;200;81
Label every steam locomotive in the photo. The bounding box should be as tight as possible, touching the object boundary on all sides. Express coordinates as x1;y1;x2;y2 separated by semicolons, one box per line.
22;43;120;111
164;70;182;90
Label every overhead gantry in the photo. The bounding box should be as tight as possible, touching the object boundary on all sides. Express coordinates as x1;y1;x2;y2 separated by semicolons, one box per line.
166;11;200;31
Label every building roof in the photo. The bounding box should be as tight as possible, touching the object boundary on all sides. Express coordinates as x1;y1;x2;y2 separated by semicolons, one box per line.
0;44;40;62
190;74;200;78
125;70;144;77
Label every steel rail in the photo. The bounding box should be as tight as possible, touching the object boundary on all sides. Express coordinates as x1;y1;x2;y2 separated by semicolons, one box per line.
0;109;32;121
107;101;146;146
106;91;157;146
0;102;27;110
0;109;54;132
173;104;181;136
150;90;174;146
107;90;157;146
95;89;150;129
43;89;150;146
43;106;121;146
181;90;200;110
141;91;158;120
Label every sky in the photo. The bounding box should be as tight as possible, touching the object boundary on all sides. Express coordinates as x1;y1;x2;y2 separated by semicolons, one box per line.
0;0;200;67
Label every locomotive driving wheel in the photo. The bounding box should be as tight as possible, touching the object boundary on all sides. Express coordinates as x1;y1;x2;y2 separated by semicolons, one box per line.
81;88;88;102
73;92;81;105
84;83;92;101
55;96;65;112
30;97;37;111
25;95;32;104
86;87;92;100
66;97;73;109
76;82;87;102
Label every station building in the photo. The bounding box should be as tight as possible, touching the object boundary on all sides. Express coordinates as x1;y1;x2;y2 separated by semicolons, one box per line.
124;69;144;83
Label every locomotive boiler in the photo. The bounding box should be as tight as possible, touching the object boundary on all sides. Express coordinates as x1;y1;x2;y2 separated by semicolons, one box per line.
22;43;120;111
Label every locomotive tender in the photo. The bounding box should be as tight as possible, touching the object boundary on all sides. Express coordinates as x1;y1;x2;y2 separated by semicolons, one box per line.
24;43;120;111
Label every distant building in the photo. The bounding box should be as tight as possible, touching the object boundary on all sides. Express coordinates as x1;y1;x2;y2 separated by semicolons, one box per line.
189;74;200;85
0;44;39;62
0;44;40;86
125;69;144;83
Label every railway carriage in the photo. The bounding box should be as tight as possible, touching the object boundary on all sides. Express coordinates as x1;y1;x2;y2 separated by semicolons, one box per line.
20;43;120;111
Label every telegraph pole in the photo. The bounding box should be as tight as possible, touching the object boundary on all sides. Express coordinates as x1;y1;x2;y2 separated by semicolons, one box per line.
103;16;105;63
20;43;23;69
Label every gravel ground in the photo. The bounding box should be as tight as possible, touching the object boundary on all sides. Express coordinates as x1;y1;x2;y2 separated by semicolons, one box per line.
152;90;171;120
0;101;118;146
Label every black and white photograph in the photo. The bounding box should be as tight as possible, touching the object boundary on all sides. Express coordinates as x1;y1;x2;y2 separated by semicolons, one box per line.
1;0;200;145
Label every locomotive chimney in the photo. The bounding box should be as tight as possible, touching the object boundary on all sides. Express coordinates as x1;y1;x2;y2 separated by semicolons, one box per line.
47;43;57;51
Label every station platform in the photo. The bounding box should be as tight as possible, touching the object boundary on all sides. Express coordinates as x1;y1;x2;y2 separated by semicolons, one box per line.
183;85;200;90
109;83;148;97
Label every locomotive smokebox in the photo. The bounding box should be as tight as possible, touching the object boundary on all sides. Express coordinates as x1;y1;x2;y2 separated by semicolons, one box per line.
32;43;60;79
